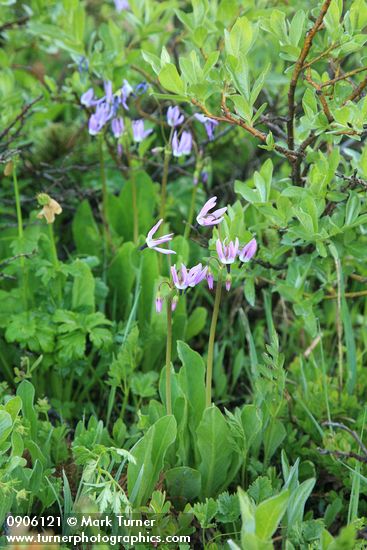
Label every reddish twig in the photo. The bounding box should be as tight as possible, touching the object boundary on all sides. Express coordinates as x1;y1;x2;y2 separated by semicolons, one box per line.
287;0;332;152
0;95;43;141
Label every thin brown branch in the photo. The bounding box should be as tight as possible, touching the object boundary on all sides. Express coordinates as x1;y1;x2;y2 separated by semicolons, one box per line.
287;0;332;152
317;448;367;463
302;42;339;70
191;98;300;164
0;95;43;141
0;250;37;269
343;74;367;105
321;66;367;88
0;15;29;33
322;421;367;456
253;259;287;271
305;69;334;122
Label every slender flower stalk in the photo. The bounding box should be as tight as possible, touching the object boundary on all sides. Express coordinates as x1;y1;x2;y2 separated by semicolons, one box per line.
165;297;173;415
122;125;139;243
98;135;113;256
36;193;63;305
206;269;223;407
48;223;62;305
12;162;28;309
131;172;138;244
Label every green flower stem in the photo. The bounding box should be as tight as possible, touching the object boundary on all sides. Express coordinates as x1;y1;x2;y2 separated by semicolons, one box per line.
99;135;113;255
184;184;198;240
12;162;28;309
165;297;173;415
13;163;23;240
159;147;171;221
206;270;223;407
48;223;62;305
131;172;139;244
123;130;139;243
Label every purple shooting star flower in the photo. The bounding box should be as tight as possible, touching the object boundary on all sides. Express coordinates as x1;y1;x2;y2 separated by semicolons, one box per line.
216;238;239;267
172;131;192;157
143;218;175;255
225;273;232;292
111;117;124;138
171;264;190;290
239;238;257;263
167;106;184;127
132;119;153;143
171;263;207;290
196;196;227;227
187;263;208;287
194;113;219;141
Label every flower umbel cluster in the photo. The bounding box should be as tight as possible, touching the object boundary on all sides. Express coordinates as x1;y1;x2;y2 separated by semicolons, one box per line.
142;190;256;310
171;263;208;291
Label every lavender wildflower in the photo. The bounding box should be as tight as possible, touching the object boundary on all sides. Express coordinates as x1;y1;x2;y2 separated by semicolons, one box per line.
121;79;134;110
132;119;153;142
135;82;148;96
81;88;96;107
104;80;113;104
194;113;219;141
111;117;124;138
88;102;111;135
114;0;130;11
172;131;192;157
167;106;184;127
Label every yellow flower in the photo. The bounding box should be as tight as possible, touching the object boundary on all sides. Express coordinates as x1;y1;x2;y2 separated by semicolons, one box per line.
36;194;62;224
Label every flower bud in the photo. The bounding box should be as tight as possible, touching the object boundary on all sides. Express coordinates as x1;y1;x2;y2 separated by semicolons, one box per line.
4;161;13;177
207;269;214;290
225;273;232;292
171;295;179;312
155;293;163;313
